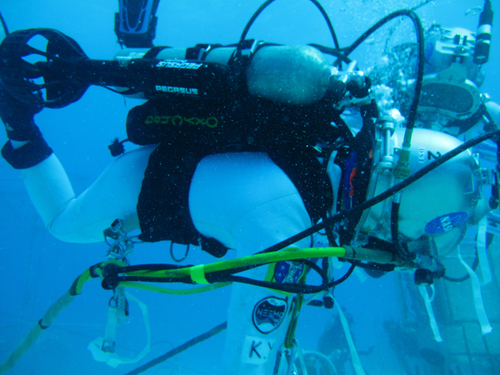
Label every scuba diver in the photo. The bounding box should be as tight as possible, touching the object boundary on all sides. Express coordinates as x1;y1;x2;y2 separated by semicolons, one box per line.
0;0;497;374
317;310;355;374
361;21;500;271
382;318;446;375
362;5;499;366
315;309;373;375
417;25;500;138
0;2;358;372
369;22;500;139
114;0;160;49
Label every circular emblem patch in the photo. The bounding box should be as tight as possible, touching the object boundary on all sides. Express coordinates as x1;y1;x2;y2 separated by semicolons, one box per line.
252;297;288;334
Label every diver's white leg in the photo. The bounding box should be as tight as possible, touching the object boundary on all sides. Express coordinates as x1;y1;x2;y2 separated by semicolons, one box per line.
223;209;311;375
21;153;76;228
190;153;312;374
22;145;156;243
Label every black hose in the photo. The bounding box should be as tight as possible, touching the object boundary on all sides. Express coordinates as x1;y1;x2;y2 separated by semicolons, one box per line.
309;0;340;49
123;321;227;375
391;201;414;261
224;275;327;294
106;257;355;293
104;257;329;293
308;43;352;64
116;263;190;272
330;263;356;286
443;249;480;283
237;0;340;54
223;259;356;293
0;12;8;36
348;260;395;273
343;9;425;133
208;258;324;283
343;10;419;58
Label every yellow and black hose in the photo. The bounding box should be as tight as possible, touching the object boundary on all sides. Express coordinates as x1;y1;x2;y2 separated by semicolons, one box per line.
0;260;126;374
101;245;412;295
0;245;410;374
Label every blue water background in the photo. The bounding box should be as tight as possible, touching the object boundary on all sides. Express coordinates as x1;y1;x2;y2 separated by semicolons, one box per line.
0;1;498;374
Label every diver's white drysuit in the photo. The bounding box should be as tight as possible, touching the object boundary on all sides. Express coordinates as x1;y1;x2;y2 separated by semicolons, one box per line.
19;145;341;374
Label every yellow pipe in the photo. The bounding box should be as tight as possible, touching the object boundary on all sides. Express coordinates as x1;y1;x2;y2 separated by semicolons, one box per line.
126;247;347;280
119;281;231;295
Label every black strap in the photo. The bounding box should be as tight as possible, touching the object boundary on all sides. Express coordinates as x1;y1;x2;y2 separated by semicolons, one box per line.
1;138;53;169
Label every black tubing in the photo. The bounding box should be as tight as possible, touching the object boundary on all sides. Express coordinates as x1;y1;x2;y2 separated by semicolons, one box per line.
104;257;329;293
237;0;340;54
124;321;228;375
390;201;414;261
331;263;356;286
443;252;480;282
223;260;355;293
0;12;8;36
343;9;425;133
308;43;352;64
310;0;340;49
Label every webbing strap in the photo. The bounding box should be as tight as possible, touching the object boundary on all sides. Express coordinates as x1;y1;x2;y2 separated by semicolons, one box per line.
333;298;367;375
457;246;492;335
88;292;151;367
418;284;443;342
477;217;492;285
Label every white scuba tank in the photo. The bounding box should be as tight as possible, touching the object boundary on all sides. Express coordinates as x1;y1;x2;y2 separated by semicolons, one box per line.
114;44;335;105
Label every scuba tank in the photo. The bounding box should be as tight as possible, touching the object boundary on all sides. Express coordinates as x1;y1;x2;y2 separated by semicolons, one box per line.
0;28;360;108
114;44;346;105
245;45;334;105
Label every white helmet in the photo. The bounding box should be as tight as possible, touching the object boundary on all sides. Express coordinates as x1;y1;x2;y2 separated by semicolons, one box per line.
354;128;482;258
369;26;486;134
424;26;480;81
419;26;484;126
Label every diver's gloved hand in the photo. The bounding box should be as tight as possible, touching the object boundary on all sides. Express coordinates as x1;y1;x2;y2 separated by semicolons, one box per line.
0;83;43;141
0;84;52;169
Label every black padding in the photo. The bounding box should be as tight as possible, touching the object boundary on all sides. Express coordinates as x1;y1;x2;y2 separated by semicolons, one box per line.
1;138;53;169
130;94;340;252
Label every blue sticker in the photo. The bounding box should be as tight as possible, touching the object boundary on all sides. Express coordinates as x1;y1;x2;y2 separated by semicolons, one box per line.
425;42;435;63
424;212;468;234
274;261;303;284
252;297;288;334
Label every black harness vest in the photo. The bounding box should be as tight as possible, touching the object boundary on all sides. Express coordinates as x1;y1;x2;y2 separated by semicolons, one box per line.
126;95;339;256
